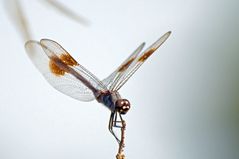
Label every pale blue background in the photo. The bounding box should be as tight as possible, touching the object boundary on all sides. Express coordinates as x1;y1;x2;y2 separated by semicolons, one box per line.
0;0;238;159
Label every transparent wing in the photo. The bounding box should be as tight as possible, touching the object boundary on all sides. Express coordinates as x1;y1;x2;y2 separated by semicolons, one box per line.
25;39;107;102
102;42;145;90
42;0;90;26
4;0;32;41
39;39;107;90
4;0;88;43
114;31;172;91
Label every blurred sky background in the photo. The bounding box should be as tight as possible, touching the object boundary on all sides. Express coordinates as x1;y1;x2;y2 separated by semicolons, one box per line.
0;0;239;159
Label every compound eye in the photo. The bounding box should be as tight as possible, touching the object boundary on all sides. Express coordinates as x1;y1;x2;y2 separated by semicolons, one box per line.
122;105;129;111
121;100;127;106
116;99;130;114
124;99;130;105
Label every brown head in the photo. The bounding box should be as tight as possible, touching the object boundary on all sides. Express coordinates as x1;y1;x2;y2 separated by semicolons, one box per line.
115;99;131;115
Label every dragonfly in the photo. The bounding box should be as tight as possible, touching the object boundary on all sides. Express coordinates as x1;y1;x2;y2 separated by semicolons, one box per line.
25;31;171;143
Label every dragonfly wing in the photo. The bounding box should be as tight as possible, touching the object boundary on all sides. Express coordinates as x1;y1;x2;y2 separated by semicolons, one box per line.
114;31;172;91
102;42;145;90
39;39;107;90
25;39;107;102
42;0;90;25
4;0;32;41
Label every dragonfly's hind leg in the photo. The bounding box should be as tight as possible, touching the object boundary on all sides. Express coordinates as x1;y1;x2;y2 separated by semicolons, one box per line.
108;112;126;156
108;112;121;143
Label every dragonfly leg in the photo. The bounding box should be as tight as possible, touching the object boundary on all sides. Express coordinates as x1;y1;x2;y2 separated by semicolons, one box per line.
108;112;121;143
108;112;126;155
113;112;124;128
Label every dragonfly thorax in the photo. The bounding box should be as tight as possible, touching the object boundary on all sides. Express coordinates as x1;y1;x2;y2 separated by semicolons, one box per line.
96;91;130;114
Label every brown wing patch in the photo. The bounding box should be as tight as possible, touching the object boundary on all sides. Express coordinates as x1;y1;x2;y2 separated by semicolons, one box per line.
118;57;135;72
49;59;65;76
60;53;79;66
49;53;79;76
138;48;156;62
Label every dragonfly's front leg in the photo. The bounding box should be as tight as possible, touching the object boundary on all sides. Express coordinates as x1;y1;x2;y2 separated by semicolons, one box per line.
113;111;125;128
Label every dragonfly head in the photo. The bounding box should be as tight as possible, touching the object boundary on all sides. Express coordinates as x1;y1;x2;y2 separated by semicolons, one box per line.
115;99;130;115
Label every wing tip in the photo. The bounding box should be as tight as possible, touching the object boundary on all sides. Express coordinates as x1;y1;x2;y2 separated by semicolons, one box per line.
24;40;40;50
162;31;172;40
40;38;55;44
138;42;146;51
153;31;172;48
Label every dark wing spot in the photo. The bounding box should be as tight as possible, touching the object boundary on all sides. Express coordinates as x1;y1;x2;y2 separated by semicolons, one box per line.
138;48;156;62
49;59;65;76
60;53;79;66
49;52;79;76
118;58;135;72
